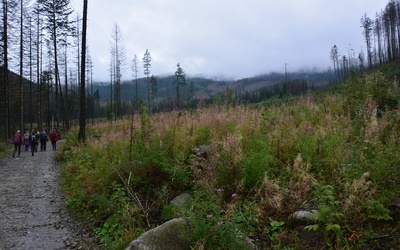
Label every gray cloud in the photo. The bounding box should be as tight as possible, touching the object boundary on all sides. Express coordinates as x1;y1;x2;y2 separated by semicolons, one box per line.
71;0;388;81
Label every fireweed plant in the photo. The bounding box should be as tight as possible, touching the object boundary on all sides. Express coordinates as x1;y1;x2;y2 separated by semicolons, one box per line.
58;69;399;249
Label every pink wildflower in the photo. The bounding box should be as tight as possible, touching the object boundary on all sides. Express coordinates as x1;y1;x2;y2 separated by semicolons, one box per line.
217;221;223;226
302;182;310;191
231;193;238;199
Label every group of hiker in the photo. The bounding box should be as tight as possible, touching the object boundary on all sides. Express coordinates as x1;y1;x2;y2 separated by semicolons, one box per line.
12;128;59;158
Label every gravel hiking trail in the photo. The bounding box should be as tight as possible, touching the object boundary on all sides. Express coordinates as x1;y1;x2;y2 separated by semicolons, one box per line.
0;143;99;250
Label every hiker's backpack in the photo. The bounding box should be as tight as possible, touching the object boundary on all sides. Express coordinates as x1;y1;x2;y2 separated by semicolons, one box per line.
13;134;20;144
24;133;29;140
40;131;47;140
31;134;36;142
51;132;56;140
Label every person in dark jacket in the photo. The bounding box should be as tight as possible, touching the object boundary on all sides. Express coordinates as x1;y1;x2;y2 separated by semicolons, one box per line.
12;130;23;158
29;130;37;156
40;128;48;151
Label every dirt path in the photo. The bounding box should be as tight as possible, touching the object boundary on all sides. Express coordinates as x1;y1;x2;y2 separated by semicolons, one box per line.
0;142;99;250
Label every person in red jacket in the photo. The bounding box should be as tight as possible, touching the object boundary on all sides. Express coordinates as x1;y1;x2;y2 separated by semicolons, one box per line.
12;130;23;158
49;128;59;151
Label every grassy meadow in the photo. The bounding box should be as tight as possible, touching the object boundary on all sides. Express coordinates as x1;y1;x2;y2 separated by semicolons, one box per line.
57;68;399;249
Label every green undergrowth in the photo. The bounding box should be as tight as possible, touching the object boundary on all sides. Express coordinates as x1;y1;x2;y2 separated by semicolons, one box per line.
58;67;399;249
0;141;10;158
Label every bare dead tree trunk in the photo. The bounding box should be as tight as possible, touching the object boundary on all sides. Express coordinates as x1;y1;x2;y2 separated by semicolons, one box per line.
3;0;10;140
19;0;24;132
36;8;42;130
78;0;88;143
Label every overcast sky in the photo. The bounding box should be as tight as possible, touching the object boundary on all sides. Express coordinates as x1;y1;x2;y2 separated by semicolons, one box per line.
70;0;389;81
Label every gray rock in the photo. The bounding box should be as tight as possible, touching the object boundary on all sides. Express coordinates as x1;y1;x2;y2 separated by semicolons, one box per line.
191;145;209;155
125;218;189;250
170;193;191;208
289;210;319;222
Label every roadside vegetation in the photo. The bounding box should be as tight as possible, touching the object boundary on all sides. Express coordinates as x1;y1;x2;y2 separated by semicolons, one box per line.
0;141;9;158
57;65;399;249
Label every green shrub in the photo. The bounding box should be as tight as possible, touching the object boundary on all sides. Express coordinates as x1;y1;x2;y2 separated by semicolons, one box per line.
305;184;348;248
181;185;254;250
242;136;278;188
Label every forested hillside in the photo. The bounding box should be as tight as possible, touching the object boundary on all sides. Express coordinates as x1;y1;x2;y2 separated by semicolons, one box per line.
91;69;330;115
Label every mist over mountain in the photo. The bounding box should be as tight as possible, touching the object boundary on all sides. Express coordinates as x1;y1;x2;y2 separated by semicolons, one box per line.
92;69;331;103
